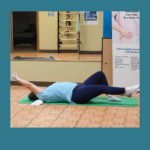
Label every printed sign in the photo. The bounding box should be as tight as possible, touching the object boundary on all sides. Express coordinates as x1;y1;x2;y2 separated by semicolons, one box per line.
112;11;140;87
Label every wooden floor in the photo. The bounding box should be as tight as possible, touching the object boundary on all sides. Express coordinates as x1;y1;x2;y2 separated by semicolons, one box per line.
11;85;140;128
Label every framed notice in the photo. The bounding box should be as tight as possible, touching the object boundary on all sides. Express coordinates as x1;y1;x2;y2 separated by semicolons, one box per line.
84;11;98;25
48;11;55;17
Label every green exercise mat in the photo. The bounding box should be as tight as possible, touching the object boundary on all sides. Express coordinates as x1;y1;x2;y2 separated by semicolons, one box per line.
18;95;137;107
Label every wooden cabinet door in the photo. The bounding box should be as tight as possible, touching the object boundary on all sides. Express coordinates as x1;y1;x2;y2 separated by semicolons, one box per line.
102;38;113;86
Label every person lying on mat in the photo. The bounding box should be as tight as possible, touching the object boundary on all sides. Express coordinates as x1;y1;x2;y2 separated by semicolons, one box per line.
12;71;139;105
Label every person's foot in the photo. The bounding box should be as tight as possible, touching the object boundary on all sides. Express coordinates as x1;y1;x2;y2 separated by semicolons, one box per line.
12;72;18;80
134;88;140;94
133;85;140;94
107;94;122;101
124;93;131;97
125;84;139;95
49;55;54;60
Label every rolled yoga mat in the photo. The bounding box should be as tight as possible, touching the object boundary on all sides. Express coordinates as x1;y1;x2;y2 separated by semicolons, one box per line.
18;95;137;107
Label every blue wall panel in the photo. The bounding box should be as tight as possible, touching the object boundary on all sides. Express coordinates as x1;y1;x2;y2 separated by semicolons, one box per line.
103;11;112;38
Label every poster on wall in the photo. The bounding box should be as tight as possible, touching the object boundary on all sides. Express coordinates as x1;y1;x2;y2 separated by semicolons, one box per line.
112;11;140;87
84;11;98;25
48;11;55;17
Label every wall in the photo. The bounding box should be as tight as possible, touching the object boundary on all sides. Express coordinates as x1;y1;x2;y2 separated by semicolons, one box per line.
39;11;103;52
80;11;103;51
11;61;101;83
39;11;58;50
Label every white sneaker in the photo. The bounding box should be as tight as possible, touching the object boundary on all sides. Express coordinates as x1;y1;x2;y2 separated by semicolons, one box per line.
133;84;140;94
126;84;139;94
133;88;140;94
107;95;122;101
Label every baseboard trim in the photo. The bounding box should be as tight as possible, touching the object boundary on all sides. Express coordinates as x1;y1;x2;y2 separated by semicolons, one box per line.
10;81;82;86
39;50;78;53
79;51;102;54
39;49;102;54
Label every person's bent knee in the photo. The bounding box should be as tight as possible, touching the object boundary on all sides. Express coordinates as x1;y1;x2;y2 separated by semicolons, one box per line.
97;71;104;75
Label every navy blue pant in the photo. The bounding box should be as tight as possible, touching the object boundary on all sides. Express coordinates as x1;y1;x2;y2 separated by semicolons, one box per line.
71;71;125;104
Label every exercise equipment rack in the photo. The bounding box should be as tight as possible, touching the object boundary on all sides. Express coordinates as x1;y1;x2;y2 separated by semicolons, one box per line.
58;11;80;55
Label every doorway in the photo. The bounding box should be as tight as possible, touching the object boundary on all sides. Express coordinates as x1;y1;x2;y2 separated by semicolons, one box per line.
11;11;39;53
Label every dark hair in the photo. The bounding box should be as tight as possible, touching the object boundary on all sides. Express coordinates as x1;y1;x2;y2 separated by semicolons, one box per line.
28;91;39;100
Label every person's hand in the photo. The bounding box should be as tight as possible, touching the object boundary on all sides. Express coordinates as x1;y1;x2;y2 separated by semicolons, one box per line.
120;28;133;39
31;100;43;105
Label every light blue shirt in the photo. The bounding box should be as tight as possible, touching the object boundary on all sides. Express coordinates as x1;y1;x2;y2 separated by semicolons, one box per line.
36;82;78;104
